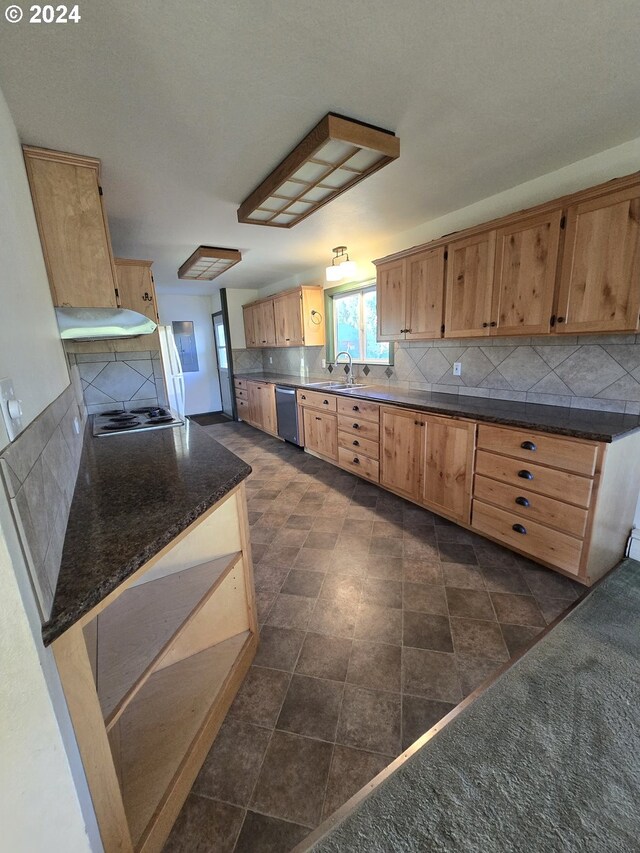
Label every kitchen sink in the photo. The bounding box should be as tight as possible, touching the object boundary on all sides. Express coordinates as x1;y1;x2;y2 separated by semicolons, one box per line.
304;381;368;390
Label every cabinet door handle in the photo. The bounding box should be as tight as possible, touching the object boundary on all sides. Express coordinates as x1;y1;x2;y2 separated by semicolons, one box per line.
512;523;527;535
353;457;360;464
352;422;360;429
406;329;412;333
315;417;321;421
518;470;534;480
515;496;530;507
323;399;329;405
353;405;360;412
301;395;306;400
482;322;489;328
353;440;360;446
557;317;565;323
521;441;536;451
490;321;497;327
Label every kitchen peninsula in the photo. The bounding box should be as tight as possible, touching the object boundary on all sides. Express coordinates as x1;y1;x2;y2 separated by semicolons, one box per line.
44;419;257;853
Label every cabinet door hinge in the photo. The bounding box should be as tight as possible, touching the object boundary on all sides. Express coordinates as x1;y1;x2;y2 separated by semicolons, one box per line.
114;287;120;302
560;215;566;229
441;323;445;335
98;185;103;196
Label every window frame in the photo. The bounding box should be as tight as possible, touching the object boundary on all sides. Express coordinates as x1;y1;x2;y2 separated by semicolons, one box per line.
324;279;393;366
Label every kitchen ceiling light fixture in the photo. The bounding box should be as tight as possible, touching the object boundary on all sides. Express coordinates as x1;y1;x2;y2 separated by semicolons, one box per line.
178;246;242;281
237;113;400;228
326;246;357;282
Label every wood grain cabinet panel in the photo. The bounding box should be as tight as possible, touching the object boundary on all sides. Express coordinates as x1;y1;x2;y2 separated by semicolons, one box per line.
115;259;159;323
556;186;640;333
23;146;119;308
444;231;496;338
242;305;258;348
247;381;277;434
376;259;407;340
243;287;324;349
302;409;338;460
274;291;304;346
477;424;598;476
491;210;562;336
254;301;277;347
380;407;424;500
422;416;475;524
376;248;445;341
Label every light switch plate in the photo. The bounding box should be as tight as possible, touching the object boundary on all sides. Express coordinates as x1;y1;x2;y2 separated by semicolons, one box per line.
0;378;24;441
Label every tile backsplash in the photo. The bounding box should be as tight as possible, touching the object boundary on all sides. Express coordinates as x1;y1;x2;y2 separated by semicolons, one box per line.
68;350;166;413
0;380;86;621
253;333;640;414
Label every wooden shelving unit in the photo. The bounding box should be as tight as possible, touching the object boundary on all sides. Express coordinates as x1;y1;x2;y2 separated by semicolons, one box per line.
53;484;258;853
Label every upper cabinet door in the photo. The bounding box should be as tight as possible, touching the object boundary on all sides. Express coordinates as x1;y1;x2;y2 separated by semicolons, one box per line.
444;231;496;337
491;210;562;336
377;259;407;340
274;292;304;346
23;147;119;308
405;247;446;340
243;305;257;348
556;186;640;334
114;260;158;323
255;301;277;347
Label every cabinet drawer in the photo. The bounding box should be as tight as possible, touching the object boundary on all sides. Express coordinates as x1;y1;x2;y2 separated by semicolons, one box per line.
234;378;247;389
235;388;248;400
338;447;379;482
473;475;588;539
472;500;583;575
297;389;337;411
336;397;380;422
338;431;379;460
236;398;250;416
475;450;593;508
477;424;598;476
337;415;380;441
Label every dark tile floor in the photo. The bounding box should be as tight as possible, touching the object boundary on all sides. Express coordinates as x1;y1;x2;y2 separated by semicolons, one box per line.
164;422;585;853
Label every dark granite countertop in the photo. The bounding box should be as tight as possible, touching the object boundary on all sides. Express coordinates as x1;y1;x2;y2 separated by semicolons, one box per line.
235;372;640;442
42;420;251;645
302;559;640;853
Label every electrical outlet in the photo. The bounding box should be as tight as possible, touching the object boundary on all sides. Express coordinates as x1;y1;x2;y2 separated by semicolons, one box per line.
269;356;273;364
0;378;24;441
453;362;462;376
321;358;326;368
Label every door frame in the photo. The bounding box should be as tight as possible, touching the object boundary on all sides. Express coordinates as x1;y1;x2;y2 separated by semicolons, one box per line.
212;289;236;420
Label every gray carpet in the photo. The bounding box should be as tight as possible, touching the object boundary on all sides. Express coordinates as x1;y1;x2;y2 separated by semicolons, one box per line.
308;559;640;853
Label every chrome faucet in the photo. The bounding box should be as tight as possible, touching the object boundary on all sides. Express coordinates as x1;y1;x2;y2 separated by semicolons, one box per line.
335;351;355;385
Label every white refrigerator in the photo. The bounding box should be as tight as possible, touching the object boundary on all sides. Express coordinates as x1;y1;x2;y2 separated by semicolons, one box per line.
158;325;186;417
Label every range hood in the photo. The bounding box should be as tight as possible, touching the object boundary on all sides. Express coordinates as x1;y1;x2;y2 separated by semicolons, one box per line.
55;307;157;341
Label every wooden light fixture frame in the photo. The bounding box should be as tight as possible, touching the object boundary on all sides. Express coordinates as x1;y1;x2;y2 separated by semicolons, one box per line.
237;113;400;228
178;246;242;281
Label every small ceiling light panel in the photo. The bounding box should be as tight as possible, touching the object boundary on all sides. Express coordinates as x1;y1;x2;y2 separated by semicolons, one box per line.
178;246;242;281
238;113;400;228
326;246;356;282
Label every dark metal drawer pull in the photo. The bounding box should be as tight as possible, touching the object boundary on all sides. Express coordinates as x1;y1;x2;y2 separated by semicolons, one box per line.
315;417;321;421
353;457;360;464
518;470;534;480
352;423;360;429
323;399;329;405
515;496;530;507
301;394;306;400
353;440;360;446
353;405;360;411
512;523;527;535
521;441;537;451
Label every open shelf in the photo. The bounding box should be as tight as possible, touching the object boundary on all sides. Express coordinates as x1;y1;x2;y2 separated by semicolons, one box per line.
111;631;251;847
93;552;242;726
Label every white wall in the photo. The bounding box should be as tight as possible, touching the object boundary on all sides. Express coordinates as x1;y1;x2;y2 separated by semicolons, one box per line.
0;86;97;851
220;287;260;349
157;293;222;414
0;91;69;451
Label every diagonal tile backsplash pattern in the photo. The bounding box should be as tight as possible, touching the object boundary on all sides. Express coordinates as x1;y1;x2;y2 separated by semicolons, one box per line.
0;381;86;621
69;350;164;413
250;333;640;415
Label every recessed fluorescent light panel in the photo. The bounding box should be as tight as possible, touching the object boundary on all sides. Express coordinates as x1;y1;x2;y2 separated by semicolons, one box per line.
237;113;400;228
178;246;242;281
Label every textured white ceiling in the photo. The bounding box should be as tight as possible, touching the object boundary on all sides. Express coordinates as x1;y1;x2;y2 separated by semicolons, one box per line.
1;0;639;295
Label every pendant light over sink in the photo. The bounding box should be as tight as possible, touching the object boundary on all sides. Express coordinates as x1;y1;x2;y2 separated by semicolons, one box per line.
326;246;357;282
237;113;400;228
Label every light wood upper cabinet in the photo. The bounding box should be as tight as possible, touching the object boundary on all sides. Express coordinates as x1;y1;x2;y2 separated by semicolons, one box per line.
380;407;423;500
274;291;304;346
23;146;119;309
491;210;562;336
376;248;445;341
114;259;159;323
377;259;407;341
555;186;640;333
444;231;496;338
422;415;475;524
244;286;324;349
302;409;338;460
242;305;257;348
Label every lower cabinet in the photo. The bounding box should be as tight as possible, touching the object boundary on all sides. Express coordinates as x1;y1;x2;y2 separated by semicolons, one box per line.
302;407;338;461
380;406;474;524
246;381;277;435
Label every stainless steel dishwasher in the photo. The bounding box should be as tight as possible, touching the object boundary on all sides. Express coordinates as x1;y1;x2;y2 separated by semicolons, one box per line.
275;385;302;445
